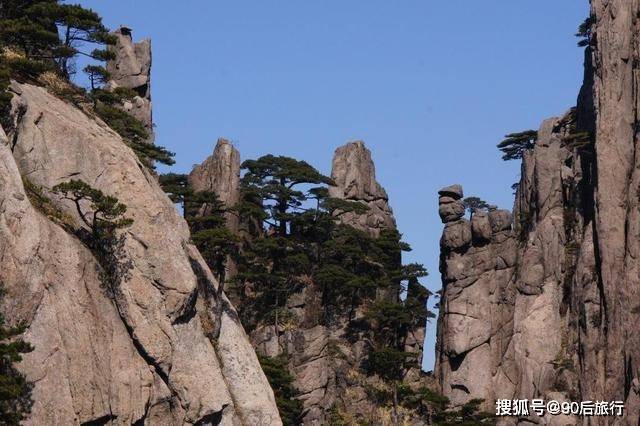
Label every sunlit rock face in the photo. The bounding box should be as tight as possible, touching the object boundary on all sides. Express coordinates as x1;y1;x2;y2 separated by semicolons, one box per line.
1;39;280;426
106;27;154;143
435;1;640;423
329;141;396;237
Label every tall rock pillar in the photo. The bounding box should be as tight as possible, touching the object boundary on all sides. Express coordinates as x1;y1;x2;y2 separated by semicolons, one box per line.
329;141;396;237
189;138;242;234
106;26;153;143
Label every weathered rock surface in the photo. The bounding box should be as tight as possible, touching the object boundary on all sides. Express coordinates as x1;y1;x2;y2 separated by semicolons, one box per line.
194;138;431;424
1;82;280;425
106;27;153;143
435;2;640;423
189;138;241;233
329;141;396;236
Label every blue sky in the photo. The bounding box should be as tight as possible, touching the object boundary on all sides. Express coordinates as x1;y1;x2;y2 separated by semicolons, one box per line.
78;0;589;369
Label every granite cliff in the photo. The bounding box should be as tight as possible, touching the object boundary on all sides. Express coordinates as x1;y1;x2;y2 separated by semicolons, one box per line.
434;1;640;424
189;140;432;425
0;29;280;425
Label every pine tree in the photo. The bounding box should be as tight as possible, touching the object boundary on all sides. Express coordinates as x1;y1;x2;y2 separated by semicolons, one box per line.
186;190;238;285
240;155;334;237
462;196;489;217
257;354;303;426
576;16;595;48
496;130;537;161
83;64;109;90
52;180;133;294
0;284;33;425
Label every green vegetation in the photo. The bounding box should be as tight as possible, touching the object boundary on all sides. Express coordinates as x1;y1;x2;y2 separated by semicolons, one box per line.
359;246;432;425
576;16;595;48
497;130;537;161
0;283;33;425
158;153;434;424
257;354;303;426
234;155;336;330
0;0;174;168
462;196;489;217
0;0;115;93
93;103;175;168
52;180;133;294
159;173;238;284
187;190;238;284
400;386;494;425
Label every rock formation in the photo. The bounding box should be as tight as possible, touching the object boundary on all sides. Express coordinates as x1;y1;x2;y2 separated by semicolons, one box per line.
1;32;280;425
189;139;430;424
106;27;154;143
329;141;396;237
189;138;241;234
435;1;640;424
435;184;518;412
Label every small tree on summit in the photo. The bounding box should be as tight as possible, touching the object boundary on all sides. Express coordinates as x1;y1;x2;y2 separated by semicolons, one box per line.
240;155;335;237
497;130;537;161
462;196;489;217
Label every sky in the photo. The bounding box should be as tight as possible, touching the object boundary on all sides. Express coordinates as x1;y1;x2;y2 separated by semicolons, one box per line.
78;0;589;370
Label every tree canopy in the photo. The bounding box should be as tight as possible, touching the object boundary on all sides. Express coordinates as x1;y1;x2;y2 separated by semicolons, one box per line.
0;284;33;425
0;0;174;168
496;130;537;161
462;196;489;216
576;16;595;47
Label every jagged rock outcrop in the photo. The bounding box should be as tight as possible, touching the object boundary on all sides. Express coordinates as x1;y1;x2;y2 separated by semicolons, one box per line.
106;27;153;143
189;138;241;234
192;139;431;424
435;1;640;424
434;184;518;412
1;80;280;425
329;141;396;237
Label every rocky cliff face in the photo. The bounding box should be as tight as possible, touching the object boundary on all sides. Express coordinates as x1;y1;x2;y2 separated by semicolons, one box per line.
329;141;396;237
189;138;241;234
106;27;153;143
0;32;280;425
434;1;640;423
191;140;430;425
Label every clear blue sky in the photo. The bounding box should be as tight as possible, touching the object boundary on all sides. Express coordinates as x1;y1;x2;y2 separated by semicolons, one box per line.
79;0;589;370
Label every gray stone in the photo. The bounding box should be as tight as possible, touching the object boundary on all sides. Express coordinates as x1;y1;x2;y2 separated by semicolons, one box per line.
440;220;472;250
438;200;465;223
3;83;281;425
329;140;396;236
488;209;512;233
438;184;463;199
105;27;153;143
471;212;492;242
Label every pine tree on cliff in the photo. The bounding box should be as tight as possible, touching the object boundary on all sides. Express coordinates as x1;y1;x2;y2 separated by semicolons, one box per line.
186;190;239;285
236;154;377;329
497;130;537;161
240;155;334;237
235;156;331;327
158;174;240;285
361;233;432;426
257;354;303;426
0;1;174;168
576;16;595;48
0;0;116;77
462;196;489;217
0;284;33;425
